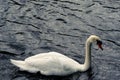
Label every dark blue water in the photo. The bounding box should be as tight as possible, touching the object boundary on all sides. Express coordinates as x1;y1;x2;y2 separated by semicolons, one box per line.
0;0;120;80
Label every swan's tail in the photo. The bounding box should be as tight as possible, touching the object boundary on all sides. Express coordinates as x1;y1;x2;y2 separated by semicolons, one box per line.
10;59;26;70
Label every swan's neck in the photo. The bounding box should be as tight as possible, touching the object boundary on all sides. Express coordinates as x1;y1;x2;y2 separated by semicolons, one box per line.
84;40;91;70
79;40;92;71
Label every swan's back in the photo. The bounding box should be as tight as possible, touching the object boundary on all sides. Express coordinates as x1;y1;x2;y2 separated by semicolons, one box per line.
25;52;67;61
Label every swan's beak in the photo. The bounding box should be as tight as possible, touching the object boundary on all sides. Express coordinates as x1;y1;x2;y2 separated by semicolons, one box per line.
98;43;103;50
97;40;103;50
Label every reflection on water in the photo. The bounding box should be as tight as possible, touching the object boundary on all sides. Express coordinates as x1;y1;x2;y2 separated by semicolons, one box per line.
11;68;94;80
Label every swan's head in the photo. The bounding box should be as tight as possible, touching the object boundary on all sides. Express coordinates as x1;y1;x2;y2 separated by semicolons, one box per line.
87;35;103;50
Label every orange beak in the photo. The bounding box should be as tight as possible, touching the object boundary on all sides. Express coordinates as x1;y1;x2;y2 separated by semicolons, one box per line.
97;40;103;50
98;43;103;50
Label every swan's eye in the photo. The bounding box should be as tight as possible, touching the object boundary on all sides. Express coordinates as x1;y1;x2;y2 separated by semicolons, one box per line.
97;40;103;50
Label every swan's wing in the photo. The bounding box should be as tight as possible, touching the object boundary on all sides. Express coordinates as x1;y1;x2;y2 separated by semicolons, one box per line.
25;54;64;72
25;53;78;72
24;52;80;75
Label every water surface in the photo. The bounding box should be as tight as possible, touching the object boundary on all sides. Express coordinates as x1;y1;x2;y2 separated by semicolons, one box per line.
0;0;120;80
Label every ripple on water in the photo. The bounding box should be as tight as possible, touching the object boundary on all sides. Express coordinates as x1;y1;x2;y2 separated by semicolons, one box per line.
0;0;120;80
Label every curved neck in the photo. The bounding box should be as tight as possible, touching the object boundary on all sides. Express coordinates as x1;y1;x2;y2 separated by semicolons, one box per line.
81;39;92;71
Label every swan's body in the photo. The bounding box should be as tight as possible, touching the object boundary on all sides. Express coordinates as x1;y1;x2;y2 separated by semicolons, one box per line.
11;52;85;75
10;35;103;76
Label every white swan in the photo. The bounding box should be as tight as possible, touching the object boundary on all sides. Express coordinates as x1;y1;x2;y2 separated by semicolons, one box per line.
10;35;103;76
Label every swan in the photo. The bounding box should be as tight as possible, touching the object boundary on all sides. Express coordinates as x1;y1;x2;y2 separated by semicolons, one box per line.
10;35;103;76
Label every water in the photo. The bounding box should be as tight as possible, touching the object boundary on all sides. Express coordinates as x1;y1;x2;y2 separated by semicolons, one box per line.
0;0;120;80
